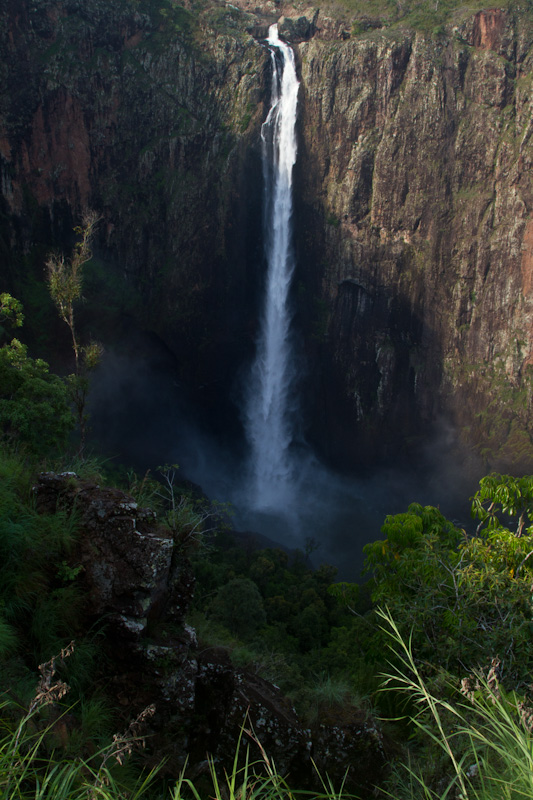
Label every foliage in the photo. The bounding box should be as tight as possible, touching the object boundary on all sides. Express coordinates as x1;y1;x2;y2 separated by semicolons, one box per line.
379;606;533;800
0;292;24;336
46;211;102;457
0;338;74;457
46;211;99;371
320;474;533;723
192;539;341;661
171;721;348;800
189;534;354;718
0;694;350;800
0;653;159;800
322;0;506;34
211;578;267;639
3;308;533;800
358;489;533;687
154;464;224;550
293;672;374;726
0;448;80;666
471;473;533;536
0;447;110;721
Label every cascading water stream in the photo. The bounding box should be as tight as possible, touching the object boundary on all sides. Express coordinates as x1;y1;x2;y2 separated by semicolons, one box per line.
245;24;300;513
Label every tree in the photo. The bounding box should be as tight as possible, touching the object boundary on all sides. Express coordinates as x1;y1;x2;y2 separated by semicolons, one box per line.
471;473;533;536
357;486;533;688
0;293;24;335
0;338;73;457
46;211;102;457
211;578;266;639
46;211;98;371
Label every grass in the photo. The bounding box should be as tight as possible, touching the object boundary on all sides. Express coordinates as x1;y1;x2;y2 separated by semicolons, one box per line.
0;706;159;799
2;440;530;799
1;620;358;800
0;691;360;800
377;606;533;800
0;641;160;800
318;0;528;36
170;721;355;800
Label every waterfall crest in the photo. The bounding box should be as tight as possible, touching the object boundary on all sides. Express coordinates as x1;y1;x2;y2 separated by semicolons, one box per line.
245;24;300;512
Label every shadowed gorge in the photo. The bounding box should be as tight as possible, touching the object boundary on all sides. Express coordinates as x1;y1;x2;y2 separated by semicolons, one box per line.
1;0;532;485
3;0;533;795
1;0;533;573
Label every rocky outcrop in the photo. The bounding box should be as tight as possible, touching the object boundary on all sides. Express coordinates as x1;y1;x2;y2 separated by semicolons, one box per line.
32;471;386;792
34;471;194;638
278;9;319;43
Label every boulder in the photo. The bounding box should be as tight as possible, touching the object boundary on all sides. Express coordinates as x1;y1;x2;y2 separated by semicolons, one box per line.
34;472;194;643
277;9;319;43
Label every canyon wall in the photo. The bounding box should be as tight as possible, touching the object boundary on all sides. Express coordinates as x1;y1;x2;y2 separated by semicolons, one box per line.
1;0;533;471
295;7;533;468
0;0;268;390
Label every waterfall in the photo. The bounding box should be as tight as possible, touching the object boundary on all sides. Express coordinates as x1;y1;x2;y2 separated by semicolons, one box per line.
244;24;300;512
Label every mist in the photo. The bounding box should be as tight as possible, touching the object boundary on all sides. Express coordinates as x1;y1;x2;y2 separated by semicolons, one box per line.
89;334;480;581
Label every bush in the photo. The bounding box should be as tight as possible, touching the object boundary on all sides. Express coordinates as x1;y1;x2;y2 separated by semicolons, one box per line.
361;492;533;687
211;578;266;639
0;339;73;457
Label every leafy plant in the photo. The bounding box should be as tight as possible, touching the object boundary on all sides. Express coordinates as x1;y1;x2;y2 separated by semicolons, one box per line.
472;473;533;536
0;293;24;336
357;488;533;687
155;464;224;549
46;211;102;458
0;339;74;457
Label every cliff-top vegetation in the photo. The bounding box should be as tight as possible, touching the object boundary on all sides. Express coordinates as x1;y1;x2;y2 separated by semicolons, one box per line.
332;0;529;32
120;0;533;42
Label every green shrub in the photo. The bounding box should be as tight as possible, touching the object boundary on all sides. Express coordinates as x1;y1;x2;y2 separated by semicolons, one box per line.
360;488;533;686
211;578;266;639
0;339;73;458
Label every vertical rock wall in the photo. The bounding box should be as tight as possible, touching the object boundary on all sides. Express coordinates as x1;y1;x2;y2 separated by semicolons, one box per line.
297;9;533;469
0;0;268;388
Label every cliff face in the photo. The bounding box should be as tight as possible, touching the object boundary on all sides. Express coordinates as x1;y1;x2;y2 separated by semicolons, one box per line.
296;9;533;468
1;0;533;471
0;0;268;386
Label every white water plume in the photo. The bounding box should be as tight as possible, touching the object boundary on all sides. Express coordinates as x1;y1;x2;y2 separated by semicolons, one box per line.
244;24;300;513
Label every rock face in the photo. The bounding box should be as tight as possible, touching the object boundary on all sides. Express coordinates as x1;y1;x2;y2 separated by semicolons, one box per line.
1;0;533;470
35;471;193;638
296;9;533;468
0;0;268;388
32;472;386;793
278;9;319;43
